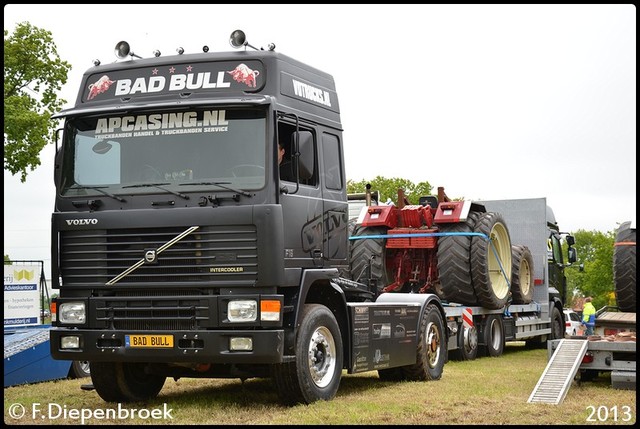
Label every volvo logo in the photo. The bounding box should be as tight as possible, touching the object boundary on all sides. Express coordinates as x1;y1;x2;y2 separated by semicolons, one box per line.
144;249;158;264
65;218;98;226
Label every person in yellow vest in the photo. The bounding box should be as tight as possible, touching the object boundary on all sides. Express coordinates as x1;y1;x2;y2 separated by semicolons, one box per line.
582;297;596;336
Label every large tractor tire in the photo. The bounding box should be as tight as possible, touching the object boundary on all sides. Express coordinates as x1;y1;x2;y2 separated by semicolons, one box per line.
436;211;480;305
348;226;391;293
613;221;636;312
272;304;343;405
90;362;166;403
338;218;360;279
470;212;512;309
510;245;534;304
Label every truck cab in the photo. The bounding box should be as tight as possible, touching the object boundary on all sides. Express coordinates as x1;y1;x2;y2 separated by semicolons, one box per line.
49;32;447;406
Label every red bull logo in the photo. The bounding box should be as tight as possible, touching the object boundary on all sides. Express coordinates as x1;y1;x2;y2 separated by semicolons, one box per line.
87;75;115;100
227;63;259;88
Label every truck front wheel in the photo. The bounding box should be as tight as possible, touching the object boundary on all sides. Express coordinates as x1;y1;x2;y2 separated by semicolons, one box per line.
90;361;166;403
550;306;564;340
272;304;343;405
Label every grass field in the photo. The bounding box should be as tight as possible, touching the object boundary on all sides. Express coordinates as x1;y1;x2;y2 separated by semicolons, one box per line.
4;342;636;425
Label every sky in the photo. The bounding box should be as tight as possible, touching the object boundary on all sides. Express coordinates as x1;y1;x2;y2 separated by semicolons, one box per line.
4;4;637;282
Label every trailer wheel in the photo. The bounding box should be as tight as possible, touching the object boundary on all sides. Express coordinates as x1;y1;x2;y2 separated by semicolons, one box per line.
450;324;478;361
349;226;392;292
272;304;343;405
69;360;91;378
482;314;505;357
90;362;165;403
470;212;512;309
613;221;636;312
510;245;534;304
436;211;480;305
401;303;446;381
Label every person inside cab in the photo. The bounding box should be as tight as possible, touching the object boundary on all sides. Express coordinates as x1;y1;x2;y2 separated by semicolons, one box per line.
278;142;294;182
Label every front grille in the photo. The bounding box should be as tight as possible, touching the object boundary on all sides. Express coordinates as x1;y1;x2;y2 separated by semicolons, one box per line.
94;295;212;330
59;225;258;287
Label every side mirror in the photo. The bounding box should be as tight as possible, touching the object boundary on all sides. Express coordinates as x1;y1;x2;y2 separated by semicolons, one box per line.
294;131;314;180
567;247;577;264
565;235;575;246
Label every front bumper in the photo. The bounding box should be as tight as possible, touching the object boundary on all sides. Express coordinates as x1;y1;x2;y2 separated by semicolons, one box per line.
50;328;284;364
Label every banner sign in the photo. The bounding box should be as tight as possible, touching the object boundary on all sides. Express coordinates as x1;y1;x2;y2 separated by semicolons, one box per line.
4;265;40;327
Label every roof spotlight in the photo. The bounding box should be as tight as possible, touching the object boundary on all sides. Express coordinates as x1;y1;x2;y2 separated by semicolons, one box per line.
177;47;184;55
153;50;161;57
114;41;141;60
202;45;209;53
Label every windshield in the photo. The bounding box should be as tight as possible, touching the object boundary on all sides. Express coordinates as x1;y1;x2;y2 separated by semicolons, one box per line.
60;107;267;196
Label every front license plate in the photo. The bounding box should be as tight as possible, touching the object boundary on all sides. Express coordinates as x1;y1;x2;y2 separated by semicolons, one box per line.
125;334;174;348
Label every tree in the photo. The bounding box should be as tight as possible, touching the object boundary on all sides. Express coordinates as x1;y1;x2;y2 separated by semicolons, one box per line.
347;176;433;205
4;22;71;182
565;228;616;310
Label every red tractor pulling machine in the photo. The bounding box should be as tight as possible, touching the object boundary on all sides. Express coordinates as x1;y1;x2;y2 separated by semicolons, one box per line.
348;186;576;361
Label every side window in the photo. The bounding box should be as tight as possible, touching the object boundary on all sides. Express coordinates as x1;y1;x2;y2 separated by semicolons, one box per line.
277;120;317;186
322;133;342;190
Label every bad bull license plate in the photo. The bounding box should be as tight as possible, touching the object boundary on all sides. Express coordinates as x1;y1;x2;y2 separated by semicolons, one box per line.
125;334;174;348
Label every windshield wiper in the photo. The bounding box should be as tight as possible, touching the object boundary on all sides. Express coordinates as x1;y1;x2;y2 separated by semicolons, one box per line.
70;186;126;202
179;181;252;197
122;182;189;200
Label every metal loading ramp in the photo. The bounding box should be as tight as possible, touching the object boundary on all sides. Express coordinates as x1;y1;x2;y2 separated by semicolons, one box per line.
528;339;588;405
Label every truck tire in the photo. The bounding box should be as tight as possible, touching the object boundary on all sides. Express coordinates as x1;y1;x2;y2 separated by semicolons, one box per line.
550;305;564;340
510;245;534;304
90;362;166;403
613;221;636;312
69;360;91;378
450;324;479;361
436;211;480;305
401;303;446;381
470;212;512;309
349;226;391;292
482;314;505;357
272;304;343;405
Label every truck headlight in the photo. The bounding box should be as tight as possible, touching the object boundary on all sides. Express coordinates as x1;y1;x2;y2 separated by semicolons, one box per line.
59;302;86;324
228;300;257;322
